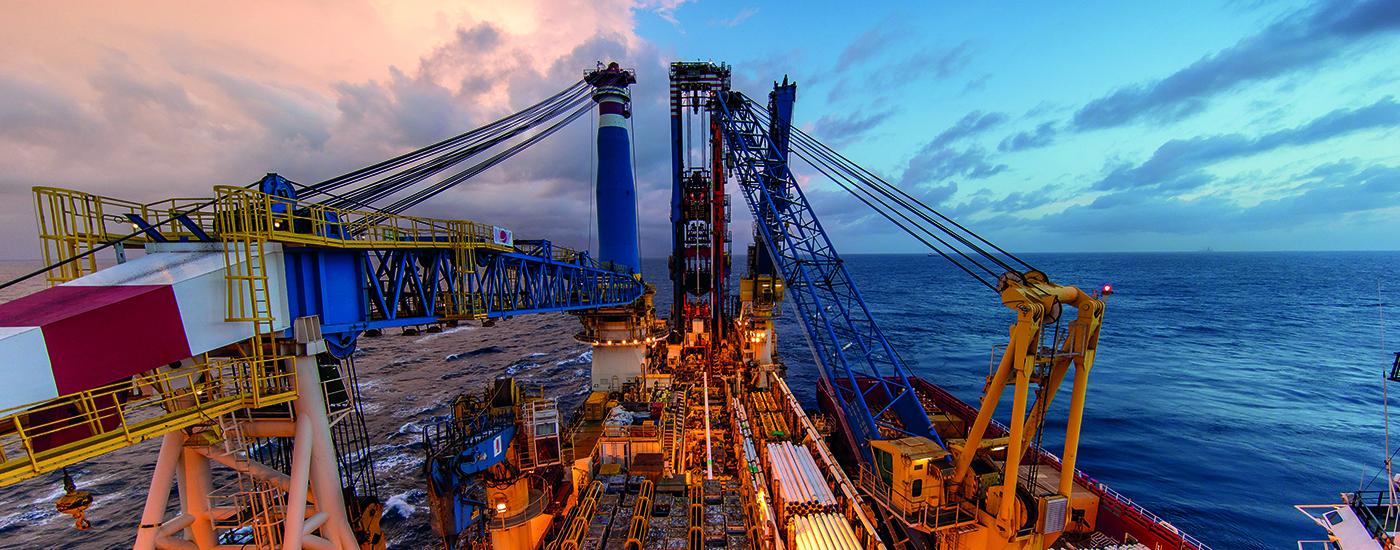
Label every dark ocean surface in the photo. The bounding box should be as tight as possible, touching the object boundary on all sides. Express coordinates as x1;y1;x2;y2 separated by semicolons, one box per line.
2;251;1398;549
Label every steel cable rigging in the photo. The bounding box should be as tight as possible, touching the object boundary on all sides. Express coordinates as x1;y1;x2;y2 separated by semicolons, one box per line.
2;80;597;291
301;80;594;216
739;96;1038;291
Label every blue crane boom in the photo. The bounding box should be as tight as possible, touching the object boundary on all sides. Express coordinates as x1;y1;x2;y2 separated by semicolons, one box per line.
713;90;939;464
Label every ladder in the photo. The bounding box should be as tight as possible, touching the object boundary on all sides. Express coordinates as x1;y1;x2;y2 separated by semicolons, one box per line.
210;415;286;549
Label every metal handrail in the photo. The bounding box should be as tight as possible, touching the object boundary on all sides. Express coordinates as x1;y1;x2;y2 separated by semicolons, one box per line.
489;490;549;530
213;186;506;251
0;354;294;486
32;186;217;284
1033;448;1213;550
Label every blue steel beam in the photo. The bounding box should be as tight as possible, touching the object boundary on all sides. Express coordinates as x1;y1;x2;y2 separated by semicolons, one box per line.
282;240;644;357
714;91;938;463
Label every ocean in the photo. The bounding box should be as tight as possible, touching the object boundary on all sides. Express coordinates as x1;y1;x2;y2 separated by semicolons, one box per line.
2;251;1398;549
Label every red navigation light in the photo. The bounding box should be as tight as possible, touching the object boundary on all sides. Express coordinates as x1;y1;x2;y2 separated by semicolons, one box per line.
1101;284;1114;295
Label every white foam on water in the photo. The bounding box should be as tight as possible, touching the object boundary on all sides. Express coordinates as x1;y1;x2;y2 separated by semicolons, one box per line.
413;325;475;344
382;489;425;518
555;350;593;366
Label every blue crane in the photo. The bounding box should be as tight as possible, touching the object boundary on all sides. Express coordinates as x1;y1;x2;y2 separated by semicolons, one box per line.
713;88;941;463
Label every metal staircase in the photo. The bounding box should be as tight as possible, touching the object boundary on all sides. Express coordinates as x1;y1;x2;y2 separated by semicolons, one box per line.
209;416;286;549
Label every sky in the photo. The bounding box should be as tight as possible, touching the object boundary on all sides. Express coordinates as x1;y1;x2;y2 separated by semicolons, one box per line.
0;0;1397;261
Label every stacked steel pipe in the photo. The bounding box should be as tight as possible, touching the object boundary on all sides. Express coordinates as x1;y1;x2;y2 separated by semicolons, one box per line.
788;513;862;550
765;442;838;517
749;391;791;439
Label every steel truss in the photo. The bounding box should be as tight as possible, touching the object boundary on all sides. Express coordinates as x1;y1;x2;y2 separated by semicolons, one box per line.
714;93;938;461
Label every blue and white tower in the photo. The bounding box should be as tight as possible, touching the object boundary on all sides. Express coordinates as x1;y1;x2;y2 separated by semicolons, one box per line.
587;62;640;274
577;62;659;394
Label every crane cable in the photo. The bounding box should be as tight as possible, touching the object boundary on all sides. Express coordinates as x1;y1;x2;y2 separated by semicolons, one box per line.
0;81;595;292
303;81;590;200
312;84;594;212
732;95;1039;292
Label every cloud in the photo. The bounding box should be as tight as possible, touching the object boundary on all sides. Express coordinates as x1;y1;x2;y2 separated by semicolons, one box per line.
1093;96;1400;192
811;109;897;143
900;145;1007;186
929;110;1007;149
0;0;684;260
710;7;759;27
826;41;976;103
896;41;974;81
836;16;905;71
0;73;92;146
880;111;1011;187
793;166;958;237
962;73;992;95
950;184;1063;218
1073;0;1400;130
1023;162;1400;236
998;122;1058;152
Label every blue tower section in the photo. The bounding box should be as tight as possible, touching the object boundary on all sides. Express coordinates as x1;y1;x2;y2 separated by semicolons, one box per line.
758;78;796;277
587;63;641;275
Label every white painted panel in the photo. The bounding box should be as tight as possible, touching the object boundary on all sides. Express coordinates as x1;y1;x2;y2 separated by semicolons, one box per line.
591;344;645;391
1326;506;1384;550
65;244;227;287
65;242;292;355
0;326;59;410
169;244;290;354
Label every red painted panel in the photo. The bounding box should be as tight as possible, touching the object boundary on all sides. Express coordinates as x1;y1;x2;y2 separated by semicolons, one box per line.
0;284;166;327
25;392;128;453
37;285;191;394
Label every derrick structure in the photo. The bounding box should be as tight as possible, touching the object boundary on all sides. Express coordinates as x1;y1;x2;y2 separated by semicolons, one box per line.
0;76;647;550
735;79;795;381
667;62;733;368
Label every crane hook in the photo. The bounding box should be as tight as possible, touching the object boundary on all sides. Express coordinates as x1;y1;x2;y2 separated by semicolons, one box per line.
54;467;93;530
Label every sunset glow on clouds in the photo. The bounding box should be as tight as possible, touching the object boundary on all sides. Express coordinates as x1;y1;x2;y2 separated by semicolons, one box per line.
1;0;1397;259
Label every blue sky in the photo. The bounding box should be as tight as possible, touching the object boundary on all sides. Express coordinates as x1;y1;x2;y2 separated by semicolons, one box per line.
632;0;1400;253
0;0;1396;260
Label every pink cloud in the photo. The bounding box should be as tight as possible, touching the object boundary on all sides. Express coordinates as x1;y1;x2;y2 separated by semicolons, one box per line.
0;0;685;259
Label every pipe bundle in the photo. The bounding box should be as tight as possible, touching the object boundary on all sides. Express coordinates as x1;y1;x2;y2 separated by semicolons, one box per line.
788;513;861;550
765;442;838;517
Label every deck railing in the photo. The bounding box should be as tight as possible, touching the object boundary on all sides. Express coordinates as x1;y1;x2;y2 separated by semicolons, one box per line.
907;377;1216;550
32;186;216;284
0;354;294;486
857;463;976;531
488;490;549;530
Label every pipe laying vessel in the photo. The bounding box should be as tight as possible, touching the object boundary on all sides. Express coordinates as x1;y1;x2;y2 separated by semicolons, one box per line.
0;61;1209;550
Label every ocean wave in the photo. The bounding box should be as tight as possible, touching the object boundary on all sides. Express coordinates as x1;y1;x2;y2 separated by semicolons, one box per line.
555;350;593;366
382;489;426;519
414;325;476;344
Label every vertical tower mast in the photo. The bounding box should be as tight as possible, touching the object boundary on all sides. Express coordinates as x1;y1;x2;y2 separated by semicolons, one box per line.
576;62;658;393
587;62;641;273
667;62;732;363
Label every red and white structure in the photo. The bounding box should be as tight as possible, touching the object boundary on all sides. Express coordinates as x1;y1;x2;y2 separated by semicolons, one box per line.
0;242;290;410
